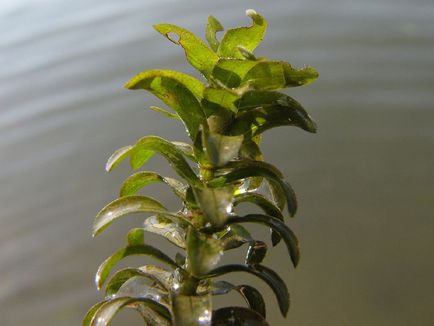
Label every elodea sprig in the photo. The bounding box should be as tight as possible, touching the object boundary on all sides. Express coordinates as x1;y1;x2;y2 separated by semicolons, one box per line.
84;9;318;326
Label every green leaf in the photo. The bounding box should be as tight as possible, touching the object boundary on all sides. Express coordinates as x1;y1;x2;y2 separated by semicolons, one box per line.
238;140;263;191
96;231;178;289
208;160;297;216
243;61;319;90
105;145;133;172
172;141;197;162
193;185;234;227
88;297;171;326
105;266;173;297
83;300;108;326
234;193;284;245
206;16;224;52
218;9;267;59
204;264;290;317
232;91;317;135
154;24;218;77
93;195;187;236
212;307;269;326
205;133;244;167
120;171;186;199
172;293;212;326
187;227;224;277
219;224;252;250
129;136;202;188
150;106;180;120
211;281;266;318
212;59;258;88
203;87;239;114
125;70;206;139
227;214;300;267
143;215;186;248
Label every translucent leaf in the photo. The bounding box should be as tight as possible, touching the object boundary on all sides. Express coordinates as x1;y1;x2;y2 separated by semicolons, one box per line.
143;215;186;248
88;297;170;326
115;276;168;305
105;266;173;297
227;214;300;268
95;240;178;290
212;307;269;326
150;106;180;120
219;224;252;250
208;160;297;216
137;304;171;326
172;292;212;326
205;133;243;167
83;301;108;326
105;145;133;172
239;140;263;191
125;70;206;140
204;264;289;317
206;16;224;52
120;171;186;199
209;281;266;318
93;195;188;236
194;186;234;227
172;141;197;162
154;24;218;77
187;227;224;277
129;136;202;188
218;9;267;59
234;193;283;245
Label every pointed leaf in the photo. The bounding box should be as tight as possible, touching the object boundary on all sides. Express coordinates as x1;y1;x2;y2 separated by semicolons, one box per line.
154;24;218;77
210;281;266;318
150;106;180;120
204;264;290;316
93;195;188;236
234;193;283;245
219;224;252;250
208;160;297;216
218;9;267;59
245;240;267;265
125;70;206;139
105;146;133;172
129;136;202;188
232;91;317;135
206;16;224;51
143;215;186;248
106;266;173;297
120;171;186;199
89;297;170;326
243;61;319;90
227;214;300;267
212;307;269;326
96;240;177;289
83;301;108;326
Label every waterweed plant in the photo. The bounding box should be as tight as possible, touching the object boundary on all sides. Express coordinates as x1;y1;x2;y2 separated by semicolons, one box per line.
84;9;318;326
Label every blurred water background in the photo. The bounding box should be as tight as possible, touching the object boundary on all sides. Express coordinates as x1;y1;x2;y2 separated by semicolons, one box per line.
0;0;433;324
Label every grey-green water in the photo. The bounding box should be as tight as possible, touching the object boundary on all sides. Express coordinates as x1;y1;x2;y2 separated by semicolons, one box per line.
1;0;433;325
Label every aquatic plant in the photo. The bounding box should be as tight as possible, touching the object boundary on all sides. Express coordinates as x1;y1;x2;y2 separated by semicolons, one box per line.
84;9;318;326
